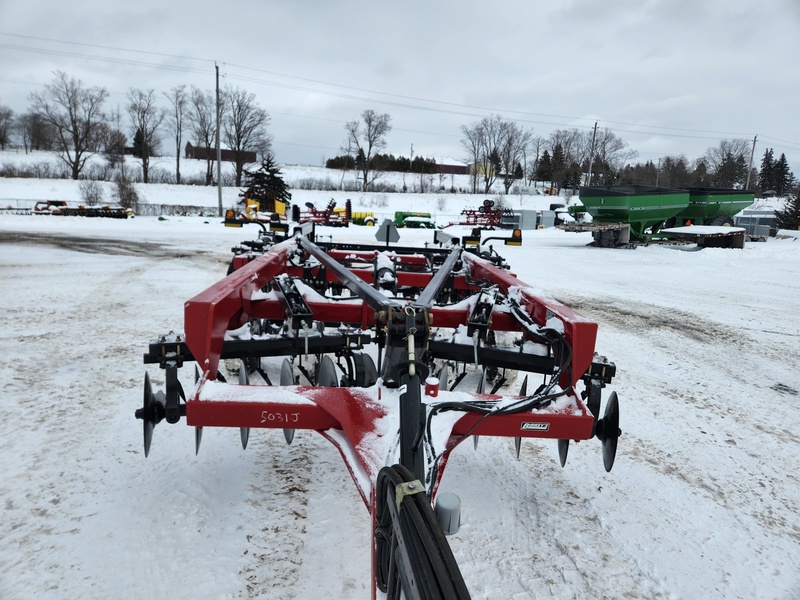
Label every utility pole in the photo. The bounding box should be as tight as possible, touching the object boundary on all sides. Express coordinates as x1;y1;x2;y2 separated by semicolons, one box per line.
586;121;598;186
410;143;414;192
215;63;223;217
745;135;757;190
656;157;660;187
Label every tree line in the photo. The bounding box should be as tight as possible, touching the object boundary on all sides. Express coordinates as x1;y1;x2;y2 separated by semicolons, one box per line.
0;71;272;188
1;77;797;199
325;152;437;174
335;110;795;197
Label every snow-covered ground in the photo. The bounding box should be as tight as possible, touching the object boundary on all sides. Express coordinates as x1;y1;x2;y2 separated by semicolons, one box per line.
1;170;799;599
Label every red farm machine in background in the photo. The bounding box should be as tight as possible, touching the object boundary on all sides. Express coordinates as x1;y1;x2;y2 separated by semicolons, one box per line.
291;198;351;227
136;218;621;599
446;199;514;230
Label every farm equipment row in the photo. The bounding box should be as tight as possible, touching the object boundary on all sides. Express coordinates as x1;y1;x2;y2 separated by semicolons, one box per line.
136;219;621;598
33;200;133;218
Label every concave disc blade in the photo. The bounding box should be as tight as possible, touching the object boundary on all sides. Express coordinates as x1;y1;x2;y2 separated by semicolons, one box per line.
601;391;620;472
353;353;378;387
239;360;250;449
239;360;249;385
438;363;449;390
317;355;338;387
280;359;294;386
143;372;154;458
280;359;295;444
558;439;569;467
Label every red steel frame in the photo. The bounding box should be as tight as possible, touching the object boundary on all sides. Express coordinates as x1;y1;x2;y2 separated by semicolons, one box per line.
182;240;599;597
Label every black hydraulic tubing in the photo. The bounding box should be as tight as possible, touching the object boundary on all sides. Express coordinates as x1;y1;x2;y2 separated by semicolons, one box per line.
376;465;471;600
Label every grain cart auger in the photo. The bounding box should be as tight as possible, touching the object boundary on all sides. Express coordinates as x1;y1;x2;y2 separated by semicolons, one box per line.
136;223;621;599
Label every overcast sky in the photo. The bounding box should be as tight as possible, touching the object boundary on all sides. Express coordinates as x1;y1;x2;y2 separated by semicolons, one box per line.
1;0;798;172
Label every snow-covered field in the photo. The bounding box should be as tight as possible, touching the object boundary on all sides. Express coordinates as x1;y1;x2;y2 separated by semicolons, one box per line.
1;169;799;599
0;150;576;222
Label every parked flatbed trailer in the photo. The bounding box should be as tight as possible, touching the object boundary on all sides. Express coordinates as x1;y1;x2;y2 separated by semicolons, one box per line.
557;222;632;247
659;226;746;248
557;222;747;249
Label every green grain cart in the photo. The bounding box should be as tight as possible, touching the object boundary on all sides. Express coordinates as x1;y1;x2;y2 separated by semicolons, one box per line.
669;188;755;228
570;186;754;245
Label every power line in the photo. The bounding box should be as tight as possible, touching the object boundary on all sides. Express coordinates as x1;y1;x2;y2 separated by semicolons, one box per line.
1;32;797;161
0;32;215;66
1;32;768;143
0;43;209;76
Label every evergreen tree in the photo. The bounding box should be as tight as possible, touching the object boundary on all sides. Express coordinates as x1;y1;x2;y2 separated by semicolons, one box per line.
355;148;366;172
239;155;292;213
489;147;502;178
774;187;800;230
551;144;566;190
535;150;552;183
131;127;152;160
774;153;795;196
758;148;775;192
562;161;583;190
714;152;744;188
692;160;710;187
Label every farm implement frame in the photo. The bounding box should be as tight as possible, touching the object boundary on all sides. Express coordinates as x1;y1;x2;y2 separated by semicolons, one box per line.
136;221;621;599
445;198;514;230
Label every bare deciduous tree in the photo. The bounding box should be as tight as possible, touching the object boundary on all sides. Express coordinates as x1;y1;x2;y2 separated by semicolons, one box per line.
549;128;592;170
588;128;637;185
498;120;533;194
15;112;56;153
29;71;109;179
0;105;13;150
461;117;499;194
345;109;392;191
526;135;546;185
187;87;218;185
163;85;187;184
101;106;128;171
460;120;483;193
461;115;531;194
337;135;358;190
127;88;164;184
221;85;271;187
703;138;750;174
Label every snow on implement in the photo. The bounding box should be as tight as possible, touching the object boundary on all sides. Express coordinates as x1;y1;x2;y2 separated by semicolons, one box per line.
33;200;133;218
136;221;621;599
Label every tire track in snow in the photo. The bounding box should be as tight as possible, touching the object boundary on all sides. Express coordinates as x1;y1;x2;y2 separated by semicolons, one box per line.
439;439;671;599
0;244;231;596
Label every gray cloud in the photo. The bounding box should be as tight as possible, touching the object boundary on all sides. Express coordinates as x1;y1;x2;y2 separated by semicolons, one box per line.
0;0;797;170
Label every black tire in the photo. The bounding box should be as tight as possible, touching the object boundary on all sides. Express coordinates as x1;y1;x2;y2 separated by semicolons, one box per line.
709;215;734;227
375;465;470;598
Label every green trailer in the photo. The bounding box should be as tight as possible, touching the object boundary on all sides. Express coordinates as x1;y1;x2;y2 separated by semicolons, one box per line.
394;211;437;228
572;185;689;239
669;188;755;227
